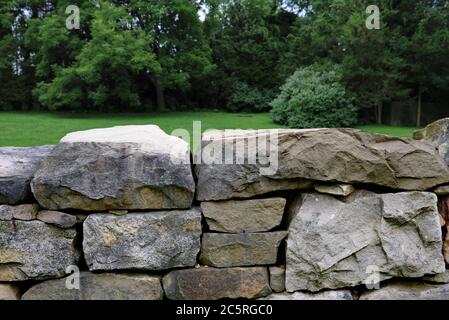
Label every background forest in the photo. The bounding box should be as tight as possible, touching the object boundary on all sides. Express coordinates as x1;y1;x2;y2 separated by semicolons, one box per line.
1;0;449;128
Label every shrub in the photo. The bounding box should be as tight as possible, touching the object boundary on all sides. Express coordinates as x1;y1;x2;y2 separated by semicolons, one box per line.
227;81;274;112
271;65;357;128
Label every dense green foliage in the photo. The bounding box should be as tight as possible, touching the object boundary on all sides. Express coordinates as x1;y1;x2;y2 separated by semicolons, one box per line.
1;0;449;127
271;65;357;128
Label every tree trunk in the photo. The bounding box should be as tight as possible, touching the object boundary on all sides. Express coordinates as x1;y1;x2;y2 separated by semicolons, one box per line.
416;86;423;128
376;101;383;125
152;76;166;112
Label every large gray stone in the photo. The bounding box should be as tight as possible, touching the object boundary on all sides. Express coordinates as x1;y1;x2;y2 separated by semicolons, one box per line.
195;129;449;201
0;220;79;281
163;267;271;300
360;281;449;300
261;290;353;301
83;209;202;272
31;125;195;211
0;204;38;221
200;232;287;268
201;198;286;233
0;146;54;204
286;191;445;292
414;118;449;165
22;272;163;300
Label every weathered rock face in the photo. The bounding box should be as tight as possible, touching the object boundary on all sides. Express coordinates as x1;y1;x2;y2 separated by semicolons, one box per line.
200;232;287;268
201;198;286;233
261;290;353;301
83;210;202;272
0;284;20;300
162;267;271;300
196;129;449;201
269;266;285;293
414;118;449;165
31;125;195;211
37;210;77;229
286;191;445;292
0;146;54;204
438;195;449;266
22;272;163;300
0;204;38;221
360;281;449;300
0;220;79;281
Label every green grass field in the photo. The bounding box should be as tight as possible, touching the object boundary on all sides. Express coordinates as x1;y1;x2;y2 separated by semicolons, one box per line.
0;111;417;148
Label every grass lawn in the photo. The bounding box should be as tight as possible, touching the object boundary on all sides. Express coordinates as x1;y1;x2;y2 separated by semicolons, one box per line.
0;111;417;148
356;125;417;139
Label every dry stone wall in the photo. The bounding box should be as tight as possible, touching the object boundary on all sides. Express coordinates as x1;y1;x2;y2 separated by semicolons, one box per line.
1;122;449;300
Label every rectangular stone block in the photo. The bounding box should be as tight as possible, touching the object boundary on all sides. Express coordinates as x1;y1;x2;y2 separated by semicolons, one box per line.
83;209;202;271
0;220;79;281
201;198;286;233
163;267;271;300
200;232;287;268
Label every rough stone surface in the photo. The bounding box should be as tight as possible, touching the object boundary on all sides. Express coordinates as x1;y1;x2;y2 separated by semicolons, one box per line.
83;209;202;271
0;284;20;300
31;125;195;211
163;267;271;300
0;204;38;221
438;195;449;266
424;271;449;284
360;281;449;300
261;290;353;301
314;183;355;197
414;118;449;165
0;220;79;281
200;232;287;268
269;266;285;293
22;272;163;300
286;191;445;292
196;129;449;201
0;146;54;204
37;210;77;228
201;198;286;233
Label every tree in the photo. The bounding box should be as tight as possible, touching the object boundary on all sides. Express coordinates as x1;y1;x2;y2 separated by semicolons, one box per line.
282;0;409;124
0;0;56;110
204;0;296;111
115;0;215;111
400;1;449;127
34;1;159;111
0;0;19;110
